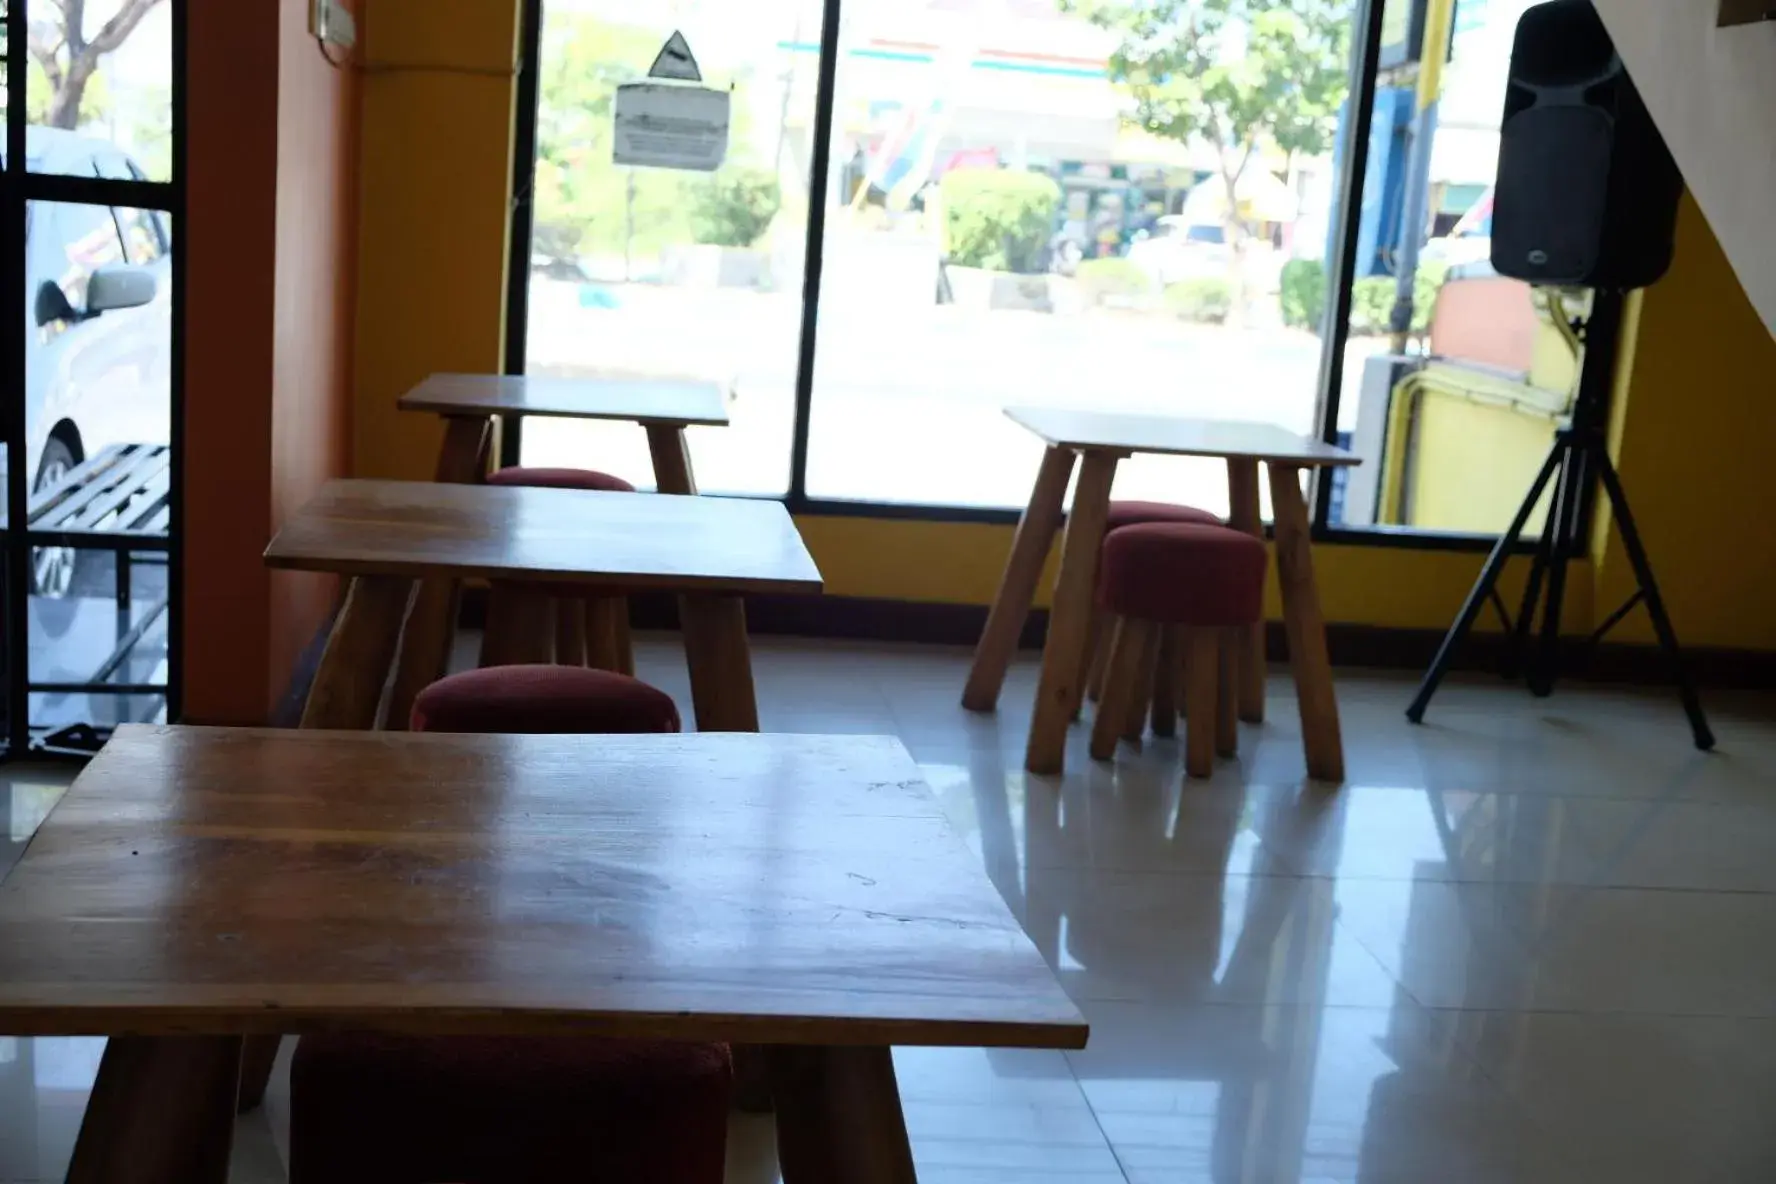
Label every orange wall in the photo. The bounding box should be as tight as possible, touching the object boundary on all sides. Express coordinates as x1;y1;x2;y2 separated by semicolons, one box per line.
184;0;277;724
269;0;359;707
184;0;359;724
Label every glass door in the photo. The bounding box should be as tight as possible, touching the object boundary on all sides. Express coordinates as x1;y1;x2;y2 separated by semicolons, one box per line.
2;0;181;757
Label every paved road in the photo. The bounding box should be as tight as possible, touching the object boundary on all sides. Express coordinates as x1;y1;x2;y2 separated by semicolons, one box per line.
523;279;1381;510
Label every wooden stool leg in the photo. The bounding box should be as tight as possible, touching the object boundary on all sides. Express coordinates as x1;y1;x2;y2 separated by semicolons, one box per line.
480;585;556;667
67;1036;243;1184
1150;627;1179;738
613;604;635;676
1227;457;1267;724
1216;627;1240;758
1027;451;1120;774
584;598;623;672
301;575;413;730
768;1045;916;1184
1269;463;1344;782
1090;616;1150;761
965;446;1075;712
680;594;759;732
1123;626;1161;744
1182;627;1220;779
554;598;588;665
646;424;698;495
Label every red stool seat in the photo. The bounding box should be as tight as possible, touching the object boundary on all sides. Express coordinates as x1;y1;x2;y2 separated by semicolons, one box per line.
290;1034;731;1184
412;665;680;734
1105;500;1223;531
488;466;636;493
1098;523;1266;626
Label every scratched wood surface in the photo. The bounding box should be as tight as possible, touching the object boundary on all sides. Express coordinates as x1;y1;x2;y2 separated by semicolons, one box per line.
0;726;1086;1050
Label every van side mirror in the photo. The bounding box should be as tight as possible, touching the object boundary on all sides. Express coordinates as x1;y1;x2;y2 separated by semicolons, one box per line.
86;264;158;315
34;281;77;328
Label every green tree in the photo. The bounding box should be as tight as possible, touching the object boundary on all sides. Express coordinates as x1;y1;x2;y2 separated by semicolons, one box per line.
688;168;782;248
27;0;165;130
1060;0;1349;301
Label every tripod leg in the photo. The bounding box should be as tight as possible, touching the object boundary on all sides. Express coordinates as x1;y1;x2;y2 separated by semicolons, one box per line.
1529;445;1585;698
1503;504;1557;681
1594;453;1716;751
1407;443;1564;724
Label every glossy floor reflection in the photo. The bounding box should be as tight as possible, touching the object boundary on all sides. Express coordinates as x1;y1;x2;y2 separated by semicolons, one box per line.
3;639;1776;1182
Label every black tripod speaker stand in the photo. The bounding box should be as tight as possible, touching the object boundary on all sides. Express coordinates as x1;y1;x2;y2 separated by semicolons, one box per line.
1404;289;1715;750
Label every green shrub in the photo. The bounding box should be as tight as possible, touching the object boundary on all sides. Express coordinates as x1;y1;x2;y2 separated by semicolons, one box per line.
1164;277;1234;324
1074;257;1153;302
1347;262;1450;337
1279;258;1327;331
941;167;1061;274
689;168;782;248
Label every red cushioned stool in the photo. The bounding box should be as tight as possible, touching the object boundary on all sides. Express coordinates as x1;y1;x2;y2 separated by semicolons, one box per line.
289;1034;731;1184
1086;503;1225;709
1091;523;1267;778
481;467;637;675
288;665;725;1184
411;664;681;734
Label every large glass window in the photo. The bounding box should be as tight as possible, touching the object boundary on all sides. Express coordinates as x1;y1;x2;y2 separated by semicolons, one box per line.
507;0;1612;541
516;0;826;496
804;0;1357;513
1324;0;1589;534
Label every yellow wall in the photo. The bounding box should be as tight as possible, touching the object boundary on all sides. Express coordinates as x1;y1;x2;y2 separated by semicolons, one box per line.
1591;195;1776;649
353;0;521;482
350;1;1758;652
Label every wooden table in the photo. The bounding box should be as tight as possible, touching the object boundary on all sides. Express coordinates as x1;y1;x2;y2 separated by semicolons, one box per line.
963;407;1360;781
395;373;732;702
0;725;1087;1183
400;371;731;495
265;478;822;734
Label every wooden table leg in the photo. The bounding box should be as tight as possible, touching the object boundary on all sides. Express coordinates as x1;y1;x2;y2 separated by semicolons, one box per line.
384;415;493;731
680;593;759;731
67;1036;243;1184
1226;457;1267;724
300;575;414;730
768;1045;917;1184
1025;450;1119;775
1268;463;1344;782
963;445;1075;713
647;423;698;495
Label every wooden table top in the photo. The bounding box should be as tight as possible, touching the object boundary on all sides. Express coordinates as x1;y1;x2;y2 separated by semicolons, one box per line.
400;373;731;427
1005;406;1362;467
0;727;1087;1049
263;479;823;594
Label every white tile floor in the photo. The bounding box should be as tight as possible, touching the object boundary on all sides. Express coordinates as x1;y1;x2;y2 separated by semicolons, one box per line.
4;637;1776;1183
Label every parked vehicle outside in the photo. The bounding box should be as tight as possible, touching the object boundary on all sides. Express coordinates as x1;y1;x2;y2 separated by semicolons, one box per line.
1126;215;1233;287
14;128;172;597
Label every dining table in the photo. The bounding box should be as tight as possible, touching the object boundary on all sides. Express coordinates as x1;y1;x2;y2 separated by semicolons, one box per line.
388;372;732;709
0;724;1088;1183
963;406;1361;781
264;477;822;734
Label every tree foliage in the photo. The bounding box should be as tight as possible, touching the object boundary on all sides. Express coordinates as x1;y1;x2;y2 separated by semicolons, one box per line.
1060;0;1349;245
940;168;1061;274
532;14;771;263
28;0;165;130
689;168;782;248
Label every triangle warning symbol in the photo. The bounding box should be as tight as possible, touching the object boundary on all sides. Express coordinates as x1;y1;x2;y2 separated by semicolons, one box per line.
648;31;703;82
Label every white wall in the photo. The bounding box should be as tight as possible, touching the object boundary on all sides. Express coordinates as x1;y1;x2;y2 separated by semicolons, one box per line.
1593;0;1776;335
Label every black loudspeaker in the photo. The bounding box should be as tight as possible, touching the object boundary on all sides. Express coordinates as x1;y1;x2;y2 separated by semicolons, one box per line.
1491;0;1682;289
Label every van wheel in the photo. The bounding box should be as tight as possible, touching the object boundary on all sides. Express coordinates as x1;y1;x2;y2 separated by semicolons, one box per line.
31;437;82;600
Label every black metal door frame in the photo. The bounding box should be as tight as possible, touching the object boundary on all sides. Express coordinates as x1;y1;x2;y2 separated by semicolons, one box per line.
1;0;186;758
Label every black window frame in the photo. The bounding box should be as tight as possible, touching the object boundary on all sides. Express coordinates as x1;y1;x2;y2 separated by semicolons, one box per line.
501;0;1607;556
1;0;187;759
